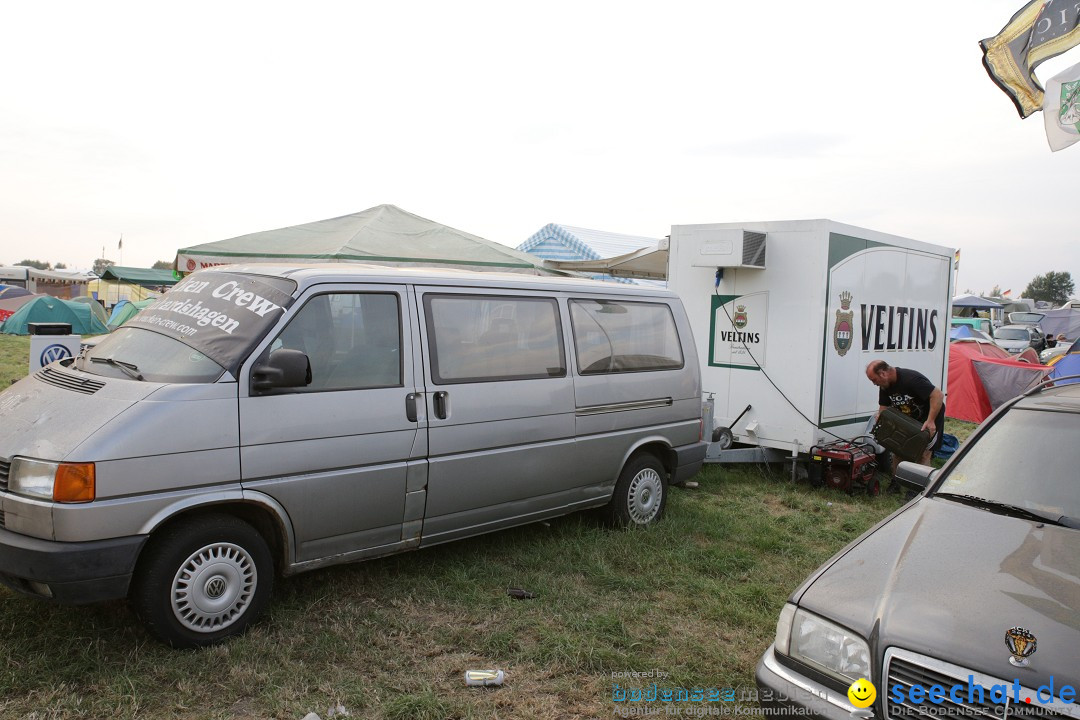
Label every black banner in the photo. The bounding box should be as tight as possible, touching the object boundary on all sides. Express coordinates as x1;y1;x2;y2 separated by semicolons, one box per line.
127;271;294;370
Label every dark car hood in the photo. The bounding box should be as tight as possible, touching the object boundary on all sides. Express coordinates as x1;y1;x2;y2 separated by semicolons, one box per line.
797;498;1079;690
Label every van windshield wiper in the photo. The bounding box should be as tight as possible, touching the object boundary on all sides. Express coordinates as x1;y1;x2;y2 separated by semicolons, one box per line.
935;493;1079;528
91;356;144;381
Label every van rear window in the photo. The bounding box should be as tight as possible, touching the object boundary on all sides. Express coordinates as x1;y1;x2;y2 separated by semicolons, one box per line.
569;299;683;374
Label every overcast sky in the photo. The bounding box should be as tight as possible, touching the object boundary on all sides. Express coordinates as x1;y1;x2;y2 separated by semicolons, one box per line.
1;1;1077;297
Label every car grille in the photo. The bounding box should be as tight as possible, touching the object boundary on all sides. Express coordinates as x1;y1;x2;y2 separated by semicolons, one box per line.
0;457;8;491
885;649;1068;720
0;509;5;528
34;366;104;395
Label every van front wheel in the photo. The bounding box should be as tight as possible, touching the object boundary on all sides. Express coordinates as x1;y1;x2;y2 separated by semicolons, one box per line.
130;514;273;648
608;454;668;527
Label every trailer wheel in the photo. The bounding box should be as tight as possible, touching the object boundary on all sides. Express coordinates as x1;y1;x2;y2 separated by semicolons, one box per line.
712;427;734;450
608;454;668;527
130;514;273;648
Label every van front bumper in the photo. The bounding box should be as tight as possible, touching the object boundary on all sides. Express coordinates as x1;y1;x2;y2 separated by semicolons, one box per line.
755;644;859;720
0;526;146;604
673;441;709;484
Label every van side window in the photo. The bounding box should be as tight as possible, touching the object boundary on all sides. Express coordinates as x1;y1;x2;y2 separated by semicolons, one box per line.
569;299;683;374
275;293;402;390
424;295;565;384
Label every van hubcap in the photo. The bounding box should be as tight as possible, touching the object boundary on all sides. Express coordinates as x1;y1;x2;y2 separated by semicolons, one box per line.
171;542;256;633
627;468;663;524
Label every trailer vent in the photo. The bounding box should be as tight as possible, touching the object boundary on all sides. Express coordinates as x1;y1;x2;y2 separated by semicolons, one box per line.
689;228;767;269
742;231;766;268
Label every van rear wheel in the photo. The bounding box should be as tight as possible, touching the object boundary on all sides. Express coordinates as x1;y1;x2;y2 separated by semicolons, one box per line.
130;514;273;648
608;454;668;527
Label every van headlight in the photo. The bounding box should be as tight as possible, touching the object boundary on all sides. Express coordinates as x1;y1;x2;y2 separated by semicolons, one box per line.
774;603;871;683
8;457;95;503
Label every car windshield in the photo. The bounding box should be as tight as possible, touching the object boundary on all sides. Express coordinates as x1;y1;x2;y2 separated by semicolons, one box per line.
77;327;226;383
934;408;1079;524
995;328;1029;340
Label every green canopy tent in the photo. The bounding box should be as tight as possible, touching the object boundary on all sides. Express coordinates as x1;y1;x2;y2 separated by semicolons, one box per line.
99;266;179;287
0;295;109;335
174;204;567;276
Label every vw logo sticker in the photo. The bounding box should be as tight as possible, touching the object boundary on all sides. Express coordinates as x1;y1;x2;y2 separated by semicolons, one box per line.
40;343;73;366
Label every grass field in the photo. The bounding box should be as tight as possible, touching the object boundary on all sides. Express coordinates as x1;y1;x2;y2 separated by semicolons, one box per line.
0;333;30;387
0;465;906;720
0;333;978;719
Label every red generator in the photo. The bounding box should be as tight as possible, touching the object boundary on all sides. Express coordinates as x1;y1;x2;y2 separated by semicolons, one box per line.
808;441;879;495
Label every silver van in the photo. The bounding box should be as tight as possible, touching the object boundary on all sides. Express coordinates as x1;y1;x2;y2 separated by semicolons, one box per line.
0;265;707;647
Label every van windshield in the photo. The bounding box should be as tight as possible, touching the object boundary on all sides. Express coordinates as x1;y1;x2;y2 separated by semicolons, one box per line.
77;327;226;383
117;271;295;374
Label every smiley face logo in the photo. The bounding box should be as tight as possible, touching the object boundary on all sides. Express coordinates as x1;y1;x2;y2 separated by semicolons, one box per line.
848;678;876;708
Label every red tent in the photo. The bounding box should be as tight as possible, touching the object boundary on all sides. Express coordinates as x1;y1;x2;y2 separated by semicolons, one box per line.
947;340;1050;423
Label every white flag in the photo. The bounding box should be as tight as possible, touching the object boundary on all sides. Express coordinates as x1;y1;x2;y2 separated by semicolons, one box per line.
1044;61;1080;152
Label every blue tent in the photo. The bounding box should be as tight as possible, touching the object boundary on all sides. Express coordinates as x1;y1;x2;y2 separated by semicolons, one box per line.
0;295;109;335
107;299;154;328
949;325;992;341
1049;352;1080;386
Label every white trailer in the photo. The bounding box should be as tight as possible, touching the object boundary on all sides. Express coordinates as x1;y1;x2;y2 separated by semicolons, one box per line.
666;220;955;460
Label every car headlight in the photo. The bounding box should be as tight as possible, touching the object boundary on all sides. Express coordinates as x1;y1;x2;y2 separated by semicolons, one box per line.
774;603;871;683
8;457;95;503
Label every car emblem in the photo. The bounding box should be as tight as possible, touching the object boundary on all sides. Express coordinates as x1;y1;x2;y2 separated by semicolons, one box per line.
1005;627;1037;667
40;343;73;366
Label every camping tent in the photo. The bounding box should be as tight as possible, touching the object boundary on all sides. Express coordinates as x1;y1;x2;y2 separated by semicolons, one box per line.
949;325;993;341
0;295;109;335
175;204;566;276
69;296;109;326
946;340;1050;423
1049;353;1080;386
107;299;154;328
0;284;36;322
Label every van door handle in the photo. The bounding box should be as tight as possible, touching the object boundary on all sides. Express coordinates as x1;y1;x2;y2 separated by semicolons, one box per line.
433;391;449;419
405;393;420;422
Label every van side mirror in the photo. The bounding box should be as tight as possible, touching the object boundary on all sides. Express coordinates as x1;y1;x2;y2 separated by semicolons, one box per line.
251;349;311;393
895;461;935;490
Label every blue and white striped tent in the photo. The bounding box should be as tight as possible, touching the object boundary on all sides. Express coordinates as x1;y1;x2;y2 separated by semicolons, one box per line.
517;224;665;286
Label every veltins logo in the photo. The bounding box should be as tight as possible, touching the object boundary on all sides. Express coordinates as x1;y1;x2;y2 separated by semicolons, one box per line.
40;343;73;366
733;305;748;330
833;291;854;357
